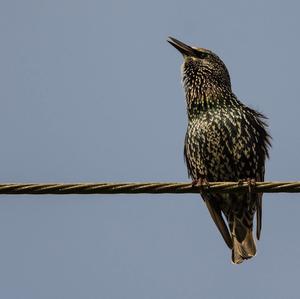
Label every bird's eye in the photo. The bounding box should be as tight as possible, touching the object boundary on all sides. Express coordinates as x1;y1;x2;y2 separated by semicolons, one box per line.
196;52;208;59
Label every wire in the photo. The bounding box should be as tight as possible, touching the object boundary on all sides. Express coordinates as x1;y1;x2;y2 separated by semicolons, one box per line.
0;181;298;195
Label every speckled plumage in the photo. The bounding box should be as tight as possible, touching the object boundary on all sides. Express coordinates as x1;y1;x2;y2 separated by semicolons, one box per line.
168;37;271;264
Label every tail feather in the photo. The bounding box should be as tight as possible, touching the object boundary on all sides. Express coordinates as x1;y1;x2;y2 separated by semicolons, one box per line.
204;195;233;249
231;218;256;264
202;193;259;264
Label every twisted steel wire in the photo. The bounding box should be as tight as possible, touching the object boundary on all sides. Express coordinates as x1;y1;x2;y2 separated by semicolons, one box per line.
0;181;298;195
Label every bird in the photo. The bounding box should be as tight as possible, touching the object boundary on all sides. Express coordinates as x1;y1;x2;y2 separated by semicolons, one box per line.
167;37;271;264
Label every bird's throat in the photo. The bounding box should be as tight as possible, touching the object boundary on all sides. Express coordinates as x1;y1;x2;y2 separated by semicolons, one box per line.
185;85;229;119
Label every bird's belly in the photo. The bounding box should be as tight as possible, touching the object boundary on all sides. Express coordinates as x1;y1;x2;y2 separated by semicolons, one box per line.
185;120;256;181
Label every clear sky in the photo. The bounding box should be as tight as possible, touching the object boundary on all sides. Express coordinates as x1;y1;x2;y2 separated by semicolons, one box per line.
0;0;300;298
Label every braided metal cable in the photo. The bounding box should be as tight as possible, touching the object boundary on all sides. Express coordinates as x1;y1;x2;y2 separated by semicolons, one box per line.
0;181;298;194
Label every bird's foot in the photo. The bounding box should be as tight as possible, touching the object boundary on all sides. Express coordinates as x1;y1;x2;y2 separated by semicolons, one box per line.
192;177;210;190
237;178;256;200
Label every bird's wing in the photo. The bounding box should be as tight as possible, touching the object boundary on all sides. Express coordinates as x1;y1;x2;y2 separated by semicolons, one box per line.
203;193;233;249
256;164;265;240
256;193;262;240
241;106;270;241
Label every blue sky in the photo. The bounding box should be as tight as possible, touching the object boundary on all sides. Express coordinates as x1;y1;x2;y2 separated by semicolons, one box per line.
1;0;300;298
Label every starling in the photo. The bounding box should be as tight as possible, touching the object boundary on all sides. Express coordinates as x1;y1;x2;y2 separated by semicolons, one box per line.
167;37;271;264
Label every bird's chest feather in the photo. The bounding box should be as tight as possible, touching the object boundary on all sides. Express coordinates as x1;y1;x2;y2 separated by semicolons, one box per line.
184;108;256;180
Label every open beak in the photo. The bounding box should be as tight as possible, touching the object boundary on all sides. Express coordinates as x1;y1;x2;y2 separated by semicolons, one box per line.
167;36;196;56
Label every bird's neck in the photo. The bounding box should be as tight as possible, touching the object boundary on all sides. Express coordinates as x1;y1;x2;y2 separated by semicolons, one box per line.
184;83;233;119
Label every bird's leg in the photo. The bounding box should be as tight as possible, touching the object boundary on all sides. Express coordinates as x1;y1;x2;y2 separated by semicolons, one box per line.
192;177;210;200
238;178;256;185
192;177;210;190
247;178;256;191
237;178;256;201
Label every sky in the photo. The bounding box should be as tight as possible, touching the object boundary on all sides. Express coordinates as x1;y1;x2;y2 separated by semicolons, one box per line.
0;0;300;298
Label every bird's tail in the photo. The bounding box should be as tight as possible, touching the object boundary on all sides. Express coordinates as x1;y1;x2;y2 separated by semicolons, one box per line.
231;217;256;264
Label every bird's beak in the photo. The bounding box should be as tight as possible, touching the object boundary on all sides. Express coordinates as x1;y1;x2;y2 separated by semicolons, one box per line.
167;36;196;56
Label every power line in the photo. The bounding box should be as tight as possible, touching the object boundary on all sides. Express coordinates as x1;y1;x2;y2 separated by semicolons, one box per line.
0;181;298;195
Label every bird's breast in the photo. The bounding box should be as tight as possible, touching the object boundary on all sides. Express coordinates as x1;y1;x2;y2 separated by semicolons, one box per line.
184;107;256;181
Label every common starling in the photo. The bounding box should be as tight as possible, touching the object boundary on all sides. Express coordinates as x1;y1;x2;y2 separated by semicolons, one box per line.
167;37;271;264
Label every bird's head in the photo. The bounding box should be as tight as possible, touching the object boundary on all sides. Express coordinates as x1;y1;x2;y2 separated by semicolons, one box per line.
167;37;231;94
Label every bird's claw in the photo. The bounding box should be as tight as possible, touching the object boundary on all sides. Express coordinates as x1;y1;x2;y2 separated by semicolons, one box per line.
237;178;256;200
192;177;210;191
